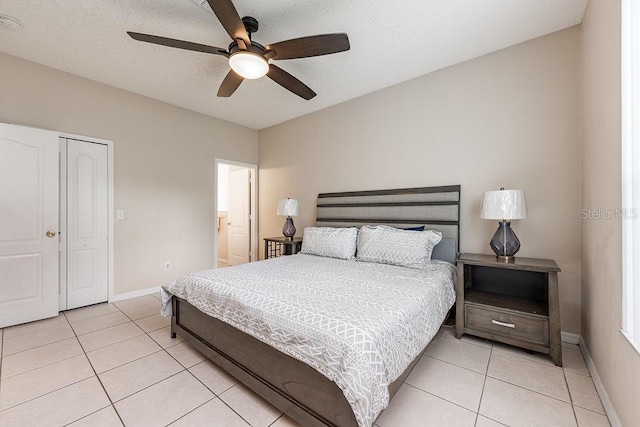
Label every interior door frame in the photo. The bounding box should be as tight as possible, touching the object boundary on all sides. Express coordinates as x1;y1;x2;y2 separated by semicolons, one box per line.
59;132;115;307
214;158;258;267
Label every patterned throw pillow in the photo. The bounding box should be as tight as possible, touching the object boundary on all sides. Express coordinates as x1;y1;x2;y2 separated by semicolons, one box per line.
300;227;359;260
356;225;442;269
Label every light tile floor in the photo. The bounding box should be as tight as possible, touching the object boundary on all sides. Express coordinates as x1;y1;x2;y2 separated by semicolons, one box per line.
0;295;611;427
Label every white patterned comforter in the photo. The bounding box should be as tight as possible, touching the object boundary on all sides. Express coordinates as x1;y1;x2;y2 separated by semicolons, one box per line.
161;254;456;427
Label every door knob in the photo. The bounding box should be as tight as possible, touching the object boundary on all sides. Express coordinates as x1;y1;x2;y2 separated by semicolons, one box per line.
46;230;57;238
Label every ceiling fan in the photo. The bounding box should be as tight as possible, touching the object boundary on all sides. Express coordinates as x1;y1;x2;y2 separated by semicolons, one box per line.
127;0;350;100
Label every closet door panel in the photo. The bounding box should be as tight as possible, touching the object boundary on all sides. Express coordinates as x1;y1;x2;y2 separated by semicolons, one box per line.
67;140;108;309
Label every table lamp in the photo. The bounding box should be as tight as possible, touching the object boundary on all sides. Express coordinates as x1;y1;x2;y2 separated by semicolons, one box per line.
277;198;299;239
481;188;527;262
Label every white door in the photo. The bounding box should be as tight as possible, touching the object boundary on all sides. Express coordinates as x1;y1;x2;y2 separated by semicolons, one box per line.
227;168;250;266
66;139;108;309
0;124;59;328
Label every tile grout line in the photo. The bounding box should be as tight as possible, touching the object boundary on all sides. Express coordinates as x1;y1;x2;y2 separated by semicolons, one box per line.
154;313;258;427
165;363;253;426
421;353;488;376
487;375;578;407
0;301;171;425
106;299;219;425
449;334;561;367
95;348;166;377
0;337;85;380
474;348;509;427
421;352;488;376
2;319;70;341
76;325;146;354
66;309;127;324
0;373;96;413
438;329;494;350
216;383;266;427
473;345;492;426
563;366;581;427
0;331;77;358
75;303;178;426
164;395;219;426
403;382;478;415
268;414;287;427
0;315;107;416
64;305;128;426
481;343;586;407
483;373;572;405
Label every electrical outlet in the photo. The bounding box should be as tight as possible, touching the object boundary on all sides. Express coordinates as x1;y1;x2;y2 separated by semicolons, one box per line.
165;262;171;271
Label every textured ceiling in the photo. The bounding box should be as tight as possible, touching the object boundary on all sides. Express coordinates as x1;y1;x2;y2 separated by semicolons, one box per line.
0;0;587;130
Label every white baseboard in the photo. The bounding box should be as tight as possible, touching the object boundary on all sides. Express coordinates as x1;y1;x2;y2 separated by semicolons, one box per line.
578;337;622;427
561;331;580;344
110;286;161;302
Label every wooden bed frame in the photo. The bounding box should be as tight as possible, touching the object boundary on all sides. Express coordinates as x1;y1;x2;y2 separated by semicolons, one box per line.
170;185;461;426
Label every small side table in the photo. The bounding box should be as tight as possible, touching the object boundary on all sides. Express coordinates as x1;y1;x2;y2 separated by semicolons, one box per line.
455;253;562;366
264;237;302;259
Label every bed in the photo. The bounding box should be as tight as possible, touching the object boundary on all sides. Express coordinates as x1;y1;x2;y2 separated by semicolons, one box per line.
162;185;461;427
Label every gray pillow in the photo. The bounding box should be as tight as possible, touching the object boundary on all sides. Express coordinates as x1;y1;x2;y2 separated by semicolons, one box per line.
300;227;358;260
431;238;457;264
356;225;442;269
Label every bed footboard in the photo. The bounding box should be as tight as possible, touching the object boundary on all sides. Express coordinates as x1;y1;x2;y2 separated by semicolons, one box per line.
172;297;358;427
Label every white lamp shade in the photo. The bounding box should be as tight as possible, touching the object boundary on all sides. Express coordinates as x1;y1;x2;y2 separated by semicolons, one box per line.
277;198;299;216
481;189;527;220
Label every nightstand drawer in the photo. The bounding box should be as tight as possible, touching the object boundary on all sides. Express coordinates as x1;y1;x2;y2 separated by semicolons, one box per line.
464;303;549;346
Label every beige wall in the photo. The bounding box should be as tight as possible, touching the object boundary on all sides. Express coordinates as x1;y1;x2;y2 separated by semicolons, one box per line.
0;52;258;295
259;27;582;334
581;0;640;425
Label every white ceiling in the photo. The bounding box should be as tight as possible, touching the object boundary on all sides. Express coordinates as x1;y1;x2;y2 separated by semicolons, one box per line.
0;0;587;130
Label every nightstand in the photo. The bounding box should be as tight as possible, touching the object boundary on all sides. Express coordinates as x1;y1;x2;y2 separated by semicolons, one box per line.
264;237;303;259
455;253;562;366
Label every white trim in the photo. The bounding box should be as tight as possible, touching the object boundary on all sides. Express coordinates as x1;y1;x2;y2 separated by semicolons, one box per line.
621;328;640;354
621;0;640;354
214;158;258;268
58;138;68;311
59;132;115;305
578;337;623;427
561;331;580;345
111;286;161;302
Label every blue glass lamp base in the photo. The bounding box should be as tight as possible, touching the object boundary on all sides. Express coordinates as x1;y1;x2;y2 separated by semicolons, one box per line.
489;221;521;262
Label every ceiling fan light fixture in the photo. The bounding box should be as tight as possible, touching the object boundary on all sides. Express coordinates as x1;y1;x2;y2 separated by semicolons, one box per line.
229;51;268;79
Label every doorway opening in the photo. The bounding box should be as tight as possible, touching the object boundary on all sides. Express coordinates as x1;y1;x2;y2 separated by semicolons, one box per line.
215;159;257;268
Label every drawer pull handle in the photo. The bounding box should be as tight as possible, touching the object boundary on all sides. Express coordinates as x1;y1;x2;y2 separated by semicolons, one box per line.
492;320;516;328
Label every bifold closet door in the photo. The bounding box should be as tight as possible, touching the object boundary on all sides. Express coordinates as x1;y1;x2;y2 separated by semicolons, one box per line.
66;139;108;309
0;124;59;328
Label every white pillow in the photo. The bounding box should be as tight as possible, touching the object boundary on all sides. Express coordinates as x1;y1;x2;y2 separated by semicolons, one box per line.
356;225;442;269
300;227;358;260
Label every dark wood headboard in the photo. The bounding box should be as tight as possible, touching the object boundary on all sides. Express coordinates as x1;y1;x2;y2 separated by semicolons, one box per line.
315;185;461;252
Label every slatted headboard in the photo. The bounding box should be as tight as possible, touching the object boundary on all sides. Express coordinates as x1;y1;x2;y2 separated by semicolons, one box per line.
315;185;461;252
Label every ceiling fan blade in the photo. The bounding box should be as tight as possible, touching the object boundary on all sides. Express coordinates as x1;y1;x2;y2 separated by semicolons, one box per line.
267;64;316;100
206;0;251;47
265;33;350;60
217;70;244;97
127;32;228;56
